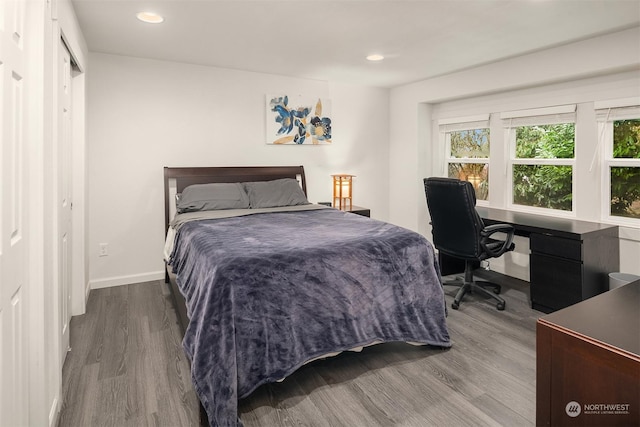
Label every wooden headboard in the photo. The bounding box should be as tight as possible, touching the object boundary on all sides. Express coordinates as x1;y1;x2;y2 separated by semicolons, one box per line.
163;165;307;233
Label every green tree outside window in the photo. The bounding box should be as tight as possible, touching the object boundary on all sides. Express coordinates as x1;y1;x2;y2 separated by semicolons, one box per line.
448;128;490;200
611;119;640;219
513;123;574;211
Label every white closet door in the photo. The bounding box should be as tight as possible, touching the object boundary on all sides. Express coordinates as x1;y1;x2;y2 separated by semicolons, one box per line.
0;0;29;425
57;38;73;367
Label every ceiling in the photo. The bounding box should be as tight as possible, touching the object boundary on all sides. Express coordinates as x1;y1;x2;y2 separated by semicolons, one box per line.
71;0;640;88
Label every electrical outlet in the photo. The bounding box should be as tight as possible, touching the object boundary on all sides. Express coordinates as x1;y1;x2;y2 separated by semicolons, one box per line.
99;243;108;257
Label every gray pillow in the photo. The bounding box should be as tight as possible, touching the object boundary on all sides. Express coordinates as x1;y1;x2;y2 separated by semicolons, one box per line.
243;178;309;208
177;182;250;213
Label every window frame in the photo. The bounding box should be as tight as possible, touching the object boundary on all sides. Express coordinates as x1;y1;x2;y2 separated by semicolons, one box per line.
502;105;577;217
596;100;640;227
439;114;491;206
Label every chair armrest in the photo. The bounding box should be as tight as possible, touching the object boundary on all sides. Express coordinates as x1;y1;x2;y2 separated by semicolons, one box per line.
480;224;515;257
482;223;514;235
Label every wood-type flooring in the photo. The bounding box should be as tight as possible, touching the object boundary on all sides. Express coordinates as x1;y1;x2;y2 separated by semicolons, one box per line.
58;270;539;426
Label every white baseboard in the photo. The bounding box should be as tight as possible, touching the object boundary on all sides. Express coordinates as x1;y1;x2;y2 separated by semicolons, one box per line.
49;396;59;427
89;271;165;289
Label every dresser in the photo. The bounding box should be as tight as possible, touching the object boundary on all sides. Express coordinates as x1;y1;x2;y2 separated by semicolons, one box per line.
536;279;640;426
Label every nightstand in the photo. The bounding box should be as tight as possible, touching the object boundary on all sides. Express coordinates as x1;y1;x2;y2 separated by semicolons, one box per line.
340;205;370;218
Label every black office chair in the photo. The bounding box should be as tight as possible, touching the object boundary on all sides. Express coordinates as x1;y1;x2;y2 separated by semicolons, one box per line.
423;177;515;311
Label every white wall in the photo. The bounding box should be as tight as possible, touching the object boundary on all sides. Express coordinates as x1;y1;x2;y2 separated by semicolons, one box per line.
87;53;390;288
389;27;640;277
87;28;640;287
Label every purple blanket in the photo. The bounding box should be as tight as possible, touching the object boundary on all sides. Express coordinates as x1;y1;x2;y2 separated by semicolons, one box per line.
169;208;451;426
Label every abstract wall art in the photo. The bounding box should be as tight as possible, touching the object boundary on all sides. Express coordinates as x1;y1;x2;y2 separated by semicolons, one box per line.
266;95;332;145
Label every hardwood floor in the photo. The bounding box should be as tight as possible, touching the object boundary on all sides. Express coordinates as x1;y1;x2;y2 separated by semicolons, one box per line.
58;271;540;426
58;281;199;426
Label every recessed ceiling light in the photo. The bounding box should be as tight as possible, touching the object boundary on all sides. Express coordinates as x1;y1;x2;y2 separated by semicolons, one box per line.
136;12;164;24
366;54;384;61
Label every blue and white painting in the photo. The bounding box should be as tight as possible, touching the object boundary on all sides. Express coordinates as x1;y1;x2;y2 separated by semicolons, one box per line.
266;95;332;145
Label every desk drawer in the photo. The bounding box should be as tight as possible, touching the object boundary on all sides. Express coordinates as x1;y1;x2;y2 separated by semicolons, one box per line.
531;254;583;311
530;233;582;261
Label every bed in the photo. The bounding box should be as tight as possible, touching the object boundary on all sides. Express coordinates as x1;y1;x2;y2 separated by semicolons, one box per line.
163;166;451;427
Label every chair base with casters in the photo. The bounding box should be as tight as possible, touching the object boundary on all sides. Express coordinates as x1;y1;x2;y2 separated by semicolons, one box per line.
443;259;506;310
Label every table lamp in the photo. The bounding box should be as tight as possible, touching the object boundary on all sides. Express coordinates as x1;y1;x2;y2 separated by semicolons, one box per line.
332;174;354;210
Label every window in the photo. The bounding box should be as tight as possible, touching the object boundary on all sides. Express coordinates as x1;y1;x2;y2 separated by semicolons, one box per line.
440;115;490;201
596;99;640;224
502;105;576;213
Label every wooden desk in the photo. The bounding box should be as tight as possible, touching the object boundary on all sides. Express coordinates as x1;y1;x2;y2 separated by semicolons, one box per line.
536;280;640;426
477;208;619;313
